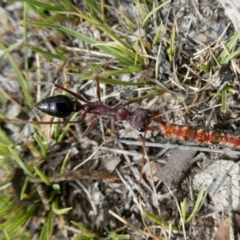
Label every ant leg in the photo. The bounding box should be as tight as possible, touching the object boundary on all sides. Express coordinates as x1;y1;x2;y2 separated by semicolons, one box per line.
86;60;102;103
154;117;166;125
151;110;166;125
139;125;162;182
35;82;89;103
0;114;89;126
139;129;148;182
81;116;99;138
54;83;89;103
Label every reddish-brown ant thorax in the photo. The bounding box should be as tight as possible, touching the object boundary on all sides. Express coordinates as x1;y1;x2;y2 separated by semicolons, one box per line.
116;108;129;120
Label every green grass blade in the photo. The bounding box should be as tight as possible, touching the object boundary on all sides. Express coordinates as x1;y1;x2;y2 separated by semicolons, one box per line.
220;50;240;65
28;46;68;62
33;133;48;158
180;201;186;222
60;151;70;174
68;72;145;86
20;176;30;201
99;77;144;86
17;0;64;11
152;21;163;47
217;28;240;64
78;13;132;49
9;147;34;177
57;112;78;142
5;207;35;236
0;42;33;108
145;211;178;231
59;0;76;11
186;185;206;223
27;21;142;66
200;63;211;72
0;41;22;62
221;85;227;113
0;128;14;145
84;0;102;15
23;2;29;70
167;27;175;63
51;200;72;215
34;167;52;186
142;1;170;28
39;211;54;240
0;198;15;218
71;221;99;238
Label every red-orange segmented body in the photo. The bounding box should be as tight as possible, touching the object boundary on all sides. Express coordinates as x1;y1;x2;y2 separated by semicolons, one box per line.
153;116;240;148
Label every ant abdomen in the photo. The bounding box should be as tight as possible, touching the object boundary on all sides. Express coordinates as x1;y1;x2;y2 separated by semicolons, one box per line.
35;95;74;118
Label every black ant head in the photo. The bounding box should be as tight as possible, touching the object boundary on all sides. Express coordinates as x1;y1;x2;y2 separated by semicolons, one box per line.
129;108;152;132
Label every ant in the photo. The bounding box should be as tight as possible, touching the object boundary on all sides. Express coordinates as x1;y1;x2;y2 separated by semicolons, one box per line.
34;77;164;181
35;81;162;134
